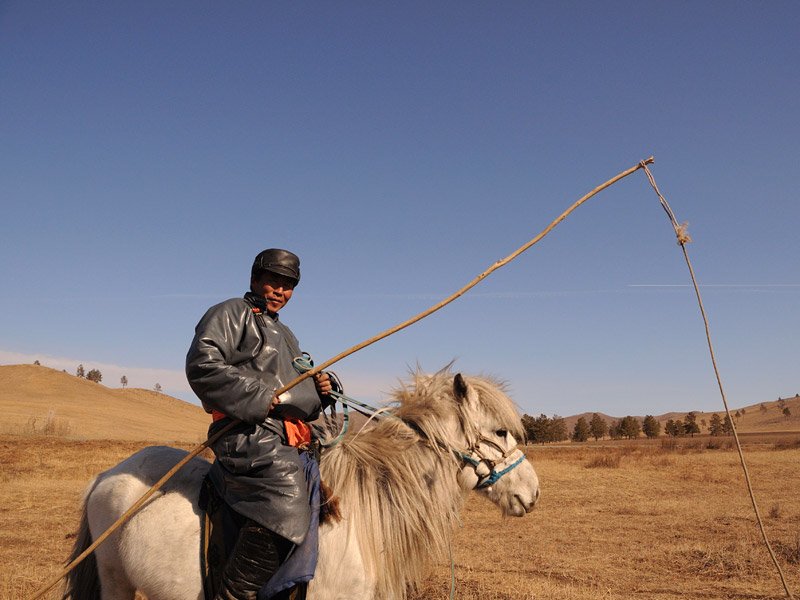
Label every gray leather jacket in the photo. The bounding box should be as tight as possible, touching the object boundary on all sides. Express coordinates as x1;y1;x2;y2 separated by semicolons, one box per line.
185;292;322;543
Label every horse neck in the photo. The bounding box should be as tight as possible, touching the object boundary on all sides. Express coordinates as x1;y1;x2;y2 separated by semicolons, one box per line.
320;415;467;598
393;391;475;452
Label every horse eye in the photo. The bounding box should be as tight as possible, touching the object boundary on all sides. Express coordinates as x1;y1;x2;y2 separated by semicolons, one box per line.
495;429;508;438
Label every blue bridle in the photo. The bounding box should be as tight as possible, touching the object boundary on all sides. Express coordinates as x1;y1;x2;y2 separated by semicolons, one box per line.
456;437;526;489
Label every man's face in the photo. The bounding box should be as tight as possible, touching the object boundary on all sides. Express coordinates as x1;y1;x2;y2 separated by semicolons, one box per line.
252;271;296;313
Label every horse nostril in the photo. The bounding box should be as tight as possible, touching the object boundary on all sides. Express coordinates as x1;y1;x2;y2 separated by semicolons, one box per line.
515;493;536;513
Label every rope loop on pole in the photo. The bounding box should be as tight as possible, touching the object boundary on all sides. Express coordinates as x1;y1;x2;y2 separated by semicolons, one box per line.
639;162;794;600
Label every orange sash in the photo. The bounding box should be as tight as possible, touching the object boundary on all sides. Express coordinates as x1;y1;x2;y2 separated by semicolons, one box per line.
284;417;312;448
210;412;311;447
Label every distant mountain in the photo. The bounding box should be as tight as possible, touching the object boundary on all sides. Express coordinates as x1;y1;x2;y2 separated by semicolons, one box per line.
556;396;800;435
0;364;209;442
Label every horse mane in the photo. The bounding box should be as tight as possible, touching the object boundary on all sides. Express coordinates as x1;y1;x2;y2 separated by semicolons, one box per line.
318;368;523;599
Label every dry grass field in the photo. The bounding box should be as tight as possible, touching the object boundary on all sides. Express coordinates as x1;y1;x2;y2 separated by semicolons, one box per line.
1;364;799;599
2;435;799;600
412;438;800;600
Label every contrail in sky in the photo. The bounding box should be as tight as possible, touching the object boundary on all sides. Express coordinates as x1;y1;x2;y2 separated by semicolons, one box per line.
627;284;800;288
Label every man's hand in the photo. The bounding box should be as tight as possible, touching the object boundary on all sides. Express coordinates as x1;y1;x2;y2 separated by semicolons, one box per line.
268;394;281;411
314;372;333;395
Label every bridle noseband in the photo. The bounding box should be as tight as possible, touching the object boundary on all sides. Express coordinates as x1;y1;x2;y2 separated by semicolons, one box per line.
400;418;525;490
456;436;526;490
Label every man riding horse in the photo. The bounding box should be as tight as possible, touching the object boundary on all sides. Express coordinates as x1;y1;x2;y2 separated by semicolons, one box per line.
186;248;333;600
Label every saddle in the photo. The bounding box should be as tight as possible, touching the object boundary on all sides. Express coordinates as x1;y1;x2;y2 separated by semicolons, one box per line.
199;451;340;600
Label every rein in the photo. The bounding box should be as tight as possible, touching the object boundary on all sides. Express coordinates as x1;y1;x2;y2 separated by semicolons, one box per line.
292;354;398;447
294;355;525;489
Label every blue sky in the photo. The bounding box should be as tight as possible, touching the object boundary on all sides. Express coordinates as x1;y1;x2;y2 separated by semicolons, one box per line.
2;2;798;418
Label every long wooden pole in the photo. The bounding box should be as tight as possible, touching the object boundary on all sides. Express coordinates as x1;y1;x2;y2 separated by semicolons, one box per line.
32;156;653;600
273;156;655;395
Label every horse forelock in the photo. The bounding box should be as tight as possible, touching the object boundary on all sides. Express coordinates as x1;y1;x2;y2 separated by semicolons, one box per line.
394;368;524;443
458;374;525;440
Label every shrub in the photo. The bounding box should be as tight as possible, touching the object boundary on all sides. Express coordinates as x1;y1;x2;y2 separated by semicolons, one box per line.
660;438;678;452
772;438;800;451
586;454;621;469
774;535;800;565
23;411;74;437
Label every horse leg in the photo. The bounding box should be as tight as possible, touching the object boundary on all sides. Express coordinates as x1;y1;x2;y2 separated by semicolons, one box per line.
75;447;211;600
95;566;136;600
86;482;137;600
121;492;205;600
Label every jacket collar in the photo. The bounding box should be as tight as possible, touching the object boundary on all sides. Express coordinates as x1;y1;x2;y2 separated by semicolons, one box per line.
244;291;279;320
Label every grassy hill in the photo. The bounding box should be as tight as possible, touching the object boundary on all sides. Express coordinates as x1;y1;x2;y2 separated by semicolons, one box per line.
0;364;209;442
560;395;800;435
3;362;797;443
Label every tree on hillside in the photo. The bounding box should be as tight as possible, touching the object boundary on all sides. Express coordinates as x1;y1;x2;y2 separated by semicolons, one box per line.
521;414;536;443
33;360;41;366
121;375;128;388
572;417;590;442
76;364;85;378
86;369;102;383
529;414;552;444
665;419;684;437
154;382;163;393
783;407;792;418
619;416;641;439
642;415;661;438
589;413;608;441
522;413;569;444
550;415;568;442
683;412;700;437
722;414;734;436
709;414;724;436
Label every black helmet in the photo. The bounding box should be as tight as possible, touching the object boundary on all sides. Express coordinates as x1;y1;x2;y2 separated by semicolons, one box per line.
251;248;301;285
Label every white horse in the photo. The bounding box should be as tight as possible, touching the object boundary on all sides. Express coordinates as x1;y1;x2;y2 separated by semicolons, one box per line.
63;370;540;600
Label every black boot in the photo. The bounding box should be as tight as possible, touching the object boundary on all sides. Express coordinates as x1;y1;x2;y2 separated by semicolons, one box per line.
214;520;292;600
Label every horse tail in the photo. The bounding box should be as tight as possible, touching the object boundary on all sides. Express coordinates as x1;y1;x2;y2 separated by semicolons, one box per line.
61;482;101;600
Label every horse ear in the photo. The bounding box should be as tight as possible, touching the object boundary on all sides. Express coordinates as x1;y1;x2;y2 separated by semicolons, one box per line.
453;373;468;402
